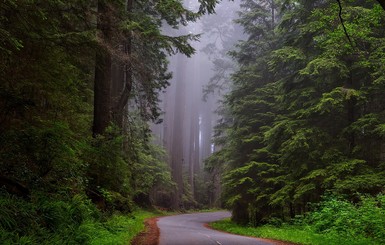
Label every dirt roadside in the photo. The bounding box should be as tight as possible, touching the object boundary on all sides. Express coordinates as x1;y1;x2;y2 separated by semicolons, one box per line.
131;217;160;245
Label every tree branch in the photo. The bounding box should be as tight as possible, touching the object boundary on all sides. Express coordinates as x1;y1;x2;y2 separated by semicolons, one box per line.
336;0;353;47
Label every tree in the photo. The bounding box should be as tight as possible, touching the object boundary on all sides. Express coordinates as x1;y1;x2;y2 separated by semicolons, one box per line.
0;0;95;188
92;0;219;136
210;0;282;224
0;0;220;214
217;0;385;225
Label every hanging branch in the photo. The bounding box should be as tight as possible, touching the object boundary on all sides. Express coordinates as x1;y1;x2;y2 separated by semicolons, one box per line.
336;0;353;47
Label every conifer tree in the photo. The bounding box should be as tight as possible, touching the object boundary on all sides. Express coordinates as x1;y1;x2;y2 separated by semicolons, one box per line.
216;0;385;224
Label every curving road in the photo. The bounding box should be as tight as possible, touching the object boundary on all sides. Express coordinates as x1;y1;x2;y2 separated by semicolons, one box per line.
157;211;275;245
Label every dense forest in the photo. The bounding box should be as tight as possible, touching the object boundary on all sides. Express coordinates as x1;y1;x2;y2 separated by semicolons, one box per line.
0;0;217;243
1;0;385;244
206;0;385;227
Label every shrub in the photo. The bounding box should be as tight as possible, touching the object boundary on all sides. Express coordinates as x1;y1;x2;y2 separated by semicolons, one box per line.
0;190;101;244
305;194;385;243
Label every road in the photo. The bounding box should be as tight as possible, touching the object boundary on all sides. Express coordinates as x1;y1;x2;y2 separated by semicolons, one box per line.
157;211;276;245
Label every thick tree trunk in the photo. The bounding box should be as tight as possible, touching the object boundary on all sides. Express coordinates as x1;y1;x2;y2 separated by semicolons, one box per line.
188;110;199;198
112;0;133;128
111;42;132;128
94;0;134;135
111;52;125;127
93;0;112;136
171;54;186;210
201;98;213;162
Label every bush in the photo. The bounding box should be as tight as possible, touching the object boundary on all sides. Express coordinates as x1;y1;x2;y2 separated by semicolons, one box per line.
0;190;101;244
305;194;385;243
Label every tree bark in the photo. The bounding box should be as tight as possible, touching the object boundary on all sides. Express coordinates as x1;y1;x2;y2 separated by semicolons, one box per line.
93;0;134;135
93;0;112;136
111;43;132;128
170;54;186;209
188;109;199;199
111;0;133;127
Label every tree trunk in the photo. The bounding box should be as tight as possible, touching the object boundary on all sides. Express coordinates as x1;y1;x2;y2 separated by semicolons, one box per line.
170;54;186;209
271;0;275;29
188;110;199;199
111;0;133;128
347;69;356;153
111;49;125;127
112;0;133;128
93;0;112;136
93;0;134;136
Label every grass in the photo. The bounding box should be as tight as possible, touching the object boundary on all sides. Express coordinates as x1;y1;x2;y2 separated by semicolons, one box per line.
0;207;162;245
0;191;171;245
84;209;162;245
209;218;380;245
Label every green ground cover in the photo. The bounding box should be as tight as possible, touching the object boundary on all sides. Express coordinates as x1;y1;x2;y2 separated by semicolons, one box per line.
83;210;158;245
211;195;385;245
210;219;379;245
0;191;161;245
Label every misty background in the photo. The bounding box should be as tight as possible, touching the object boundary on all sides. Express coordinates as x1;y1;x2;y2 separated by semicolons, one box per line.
150;0;245;208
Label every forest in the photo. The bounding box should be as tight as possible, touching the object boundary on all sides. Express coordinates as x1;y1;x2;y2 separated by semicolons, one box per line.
1;0;385;244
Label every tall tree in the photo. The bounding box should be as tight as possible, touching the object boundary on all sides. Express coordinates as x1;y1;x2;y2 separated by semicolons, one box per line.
216;0;385;225
92;0;219;136
0;0;95;188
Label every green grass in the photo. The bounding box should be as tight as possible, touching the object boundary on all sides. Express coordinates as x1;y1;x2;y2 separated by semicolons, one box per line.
0;205;162;245
83;210;161;245
210;218;380;245
0;191;172;244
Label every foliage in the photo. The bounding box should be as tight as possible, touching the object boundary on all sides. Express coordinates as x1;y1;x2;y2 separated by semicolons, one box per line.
85;126;132;205
210;218;379;245
0;0;218;241
0;189;160;245
81;209;159;245
0;122;87;190
304;194;385;243
132;140;175;207
211;0;385;226
210;194;385;244
0;190;100;244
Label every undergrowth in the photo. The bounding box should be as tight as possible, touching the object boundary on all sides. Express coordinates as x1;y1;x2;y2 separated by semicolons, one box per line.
211;194;385;245
0;190;159;245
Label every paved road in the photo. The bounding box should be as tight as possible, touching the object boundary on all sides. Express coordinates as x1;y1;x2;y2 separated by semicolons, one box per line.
157;211;275;245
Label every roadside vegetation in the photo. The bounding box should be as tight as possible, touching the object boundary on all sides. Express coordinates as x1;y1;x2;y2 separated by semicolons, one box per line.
211;194;385;245
84;210;159;245
0;189;162;245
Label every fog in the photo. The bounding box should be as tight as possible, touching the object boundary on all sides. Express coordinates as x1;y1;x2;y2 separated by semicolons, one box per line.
150;0;245;208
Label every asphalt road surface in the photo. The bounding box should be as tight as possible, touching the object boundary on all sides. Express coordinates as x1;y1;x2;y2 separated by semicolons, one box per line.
157;211;275;245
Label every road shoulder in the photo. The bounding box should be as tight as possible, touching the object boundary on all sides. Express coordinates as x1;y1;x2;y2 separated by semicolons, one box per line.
131;217;160;245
